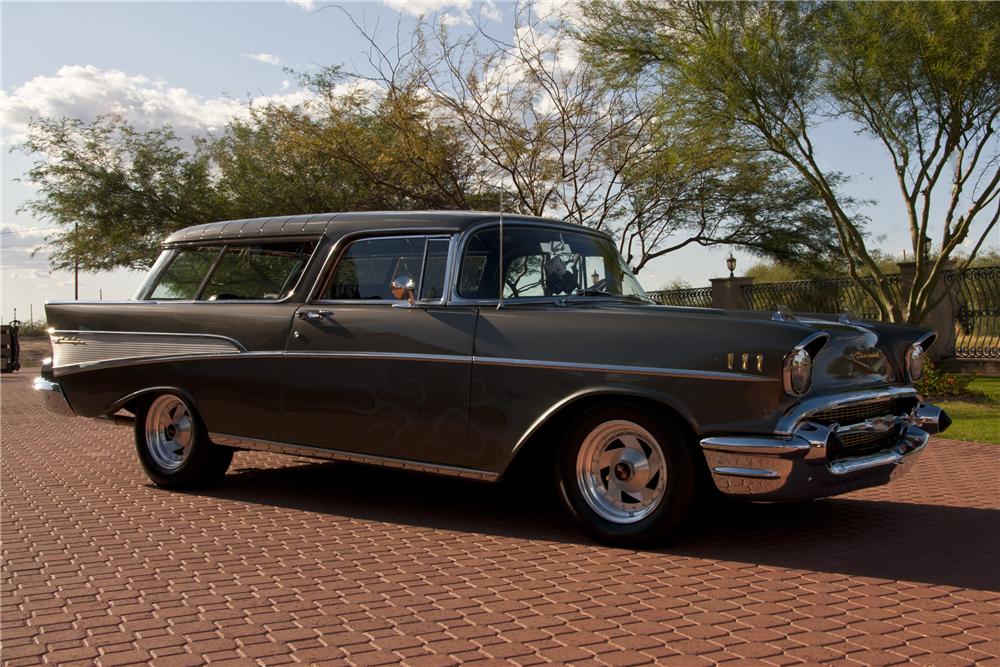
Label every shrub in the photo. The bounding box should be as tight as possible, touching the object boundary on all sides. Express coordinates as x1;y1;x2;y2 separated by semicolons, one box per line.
914;362;980;399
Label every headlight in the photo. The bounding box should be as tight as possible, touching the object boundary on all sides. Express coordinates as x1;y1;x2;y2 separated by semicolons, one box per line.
906;344;925;382
784;347;813;396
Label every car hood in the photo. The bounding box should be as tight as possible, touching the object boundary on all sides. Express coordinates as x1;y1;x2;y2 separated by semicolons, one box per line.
536;301;929;394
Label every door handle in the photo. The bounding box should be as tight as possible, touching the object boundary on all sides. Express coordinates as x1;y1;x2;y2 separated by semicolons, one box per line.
297;309;334;322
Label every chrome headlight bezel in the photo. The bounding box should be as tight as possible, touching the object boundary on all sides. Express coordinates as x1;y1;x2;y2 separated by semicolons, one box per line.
783;347;813;397
905;343;925;382
782;332;827;398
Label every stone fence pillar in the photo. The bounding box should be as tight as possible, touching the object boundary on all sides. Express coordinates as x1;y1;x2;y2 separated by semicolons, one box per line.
709;276;754;310
897;261;956;363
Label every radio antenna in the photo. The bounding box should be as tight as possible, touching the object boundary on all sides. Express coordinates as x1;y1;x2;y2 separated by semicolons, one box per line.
497;190;505;310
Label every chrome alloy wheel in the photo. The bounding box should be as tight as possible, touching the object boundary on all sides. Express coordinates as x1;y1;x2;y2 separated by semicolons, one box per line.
145;395;195;471
576;420;668;524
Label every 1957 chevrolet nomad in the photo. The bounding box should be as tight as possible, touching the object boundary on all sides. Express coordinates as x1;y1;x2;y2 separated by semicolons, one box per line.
35;211;950;545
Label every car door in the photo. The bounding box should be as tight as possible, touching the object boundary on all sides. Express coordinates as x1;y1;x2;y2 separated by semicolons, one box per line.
280;234;478;467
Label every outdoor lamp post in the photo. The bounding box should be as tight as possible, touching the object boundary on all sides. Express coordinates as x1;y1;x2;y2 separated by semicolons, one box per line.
726;252;737;279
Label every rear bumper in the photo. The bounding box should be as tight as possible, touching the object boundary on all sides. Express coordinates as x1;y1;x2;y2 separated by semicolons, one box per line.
700;395;949;501
33;377;75;417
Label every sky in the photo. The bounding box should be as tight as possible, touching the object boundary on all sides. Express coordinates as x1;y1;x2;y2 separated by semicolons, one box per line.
2;0;997;325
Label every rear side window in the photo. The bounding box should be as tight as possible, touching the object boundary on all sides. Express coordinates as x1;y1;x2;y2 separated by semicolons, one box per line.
200;242;316;301
322;236;450;301
149;247;221;300
146;241;316;301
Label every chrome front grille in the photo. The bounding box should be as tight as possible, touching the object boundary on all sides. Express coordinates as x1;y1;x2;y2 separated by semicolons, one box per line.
811;397;916;427
804;395;918;460
836;429;902;457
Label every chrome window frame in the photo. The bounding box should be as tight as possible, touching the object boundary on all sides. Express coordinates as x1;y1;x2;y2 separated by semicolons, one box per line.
308;230;458;307
135;236;323;305
448;219;650;306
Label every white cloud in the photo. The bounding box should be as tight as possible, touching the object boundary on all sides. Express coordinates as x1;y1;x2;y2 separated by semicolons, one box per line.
243;53;282;66
382;0;501;26
0;65;316;143
287;0;316;11
0;224;54;271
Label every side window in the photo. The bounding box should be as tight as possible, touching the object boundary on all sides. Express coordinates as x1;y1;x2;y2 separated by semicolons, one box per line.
457;226;646;300
324;237;427;301
149;247;222;300
420;238;450;300
200;241;317;301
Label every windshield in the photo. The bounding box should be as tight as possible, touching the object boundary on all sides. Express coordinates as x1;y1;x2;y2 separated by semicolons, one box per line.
458;226;650;302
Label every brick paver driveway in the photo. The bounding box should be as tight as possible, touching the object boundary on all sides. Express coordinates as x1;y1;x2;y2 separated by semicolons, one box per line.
2;371;999;666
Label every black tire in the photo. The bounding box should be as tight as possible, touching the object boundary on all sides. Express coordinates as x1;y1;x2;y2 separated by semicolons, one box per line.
134;392;233;489
556;405;701;546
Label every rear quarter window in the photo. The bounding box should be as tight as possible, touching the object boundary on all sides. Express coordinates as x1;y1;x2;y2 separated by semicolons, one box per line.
145;240;317;301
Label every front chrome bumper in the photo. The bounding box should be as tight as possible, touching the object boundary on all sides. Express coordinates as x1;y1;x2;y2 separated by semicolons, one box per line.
700;393;949;501
32;376;75;417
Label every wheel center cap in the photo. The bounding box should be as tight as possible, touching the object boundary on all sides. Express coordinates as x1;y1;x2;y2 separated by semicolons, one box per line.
165;424;177;440
613;461;633;481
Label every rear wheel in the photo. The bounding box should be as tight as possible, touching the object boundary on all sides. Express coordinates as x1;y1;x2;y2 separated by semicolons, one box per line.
135;393;232;489
557;406;700;546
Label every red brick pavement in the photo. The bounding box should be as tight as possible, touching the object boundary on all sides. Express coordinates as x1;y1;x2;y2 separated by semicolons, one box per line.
2;370;998;665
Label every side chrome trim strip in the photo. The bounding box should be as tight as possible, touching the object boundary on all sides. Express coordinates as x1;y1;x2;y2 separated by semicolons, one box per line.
50;329;248;351
700;436;810;456
50;330;246;375
54;346;779;382
209;433;499;481
472;356;776;383
283;351;470;364
53;352;279;377
712;466;781;479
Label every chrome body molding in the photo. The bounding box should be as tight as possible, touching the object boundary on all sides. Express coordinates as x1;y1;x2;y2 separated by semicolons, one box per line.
283;351;470;364
49;343;781;382
712;466;781;480
209;433;499;482
32;377;75;417
473;356;777;383
50;330;244;373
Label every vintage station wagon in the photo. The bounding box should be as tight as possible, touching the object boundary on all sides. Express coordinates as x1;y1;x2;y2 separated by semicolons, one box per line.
35;212;950;545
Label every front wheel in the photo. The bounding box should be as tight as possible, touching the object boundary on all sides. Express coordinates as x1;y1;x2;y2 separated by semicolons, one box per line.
135;393;232;489
557;406;700;546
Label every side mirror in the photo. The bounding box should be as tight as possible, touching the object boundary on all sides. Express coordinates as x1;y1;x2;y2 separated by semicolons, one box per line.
391;275;416;306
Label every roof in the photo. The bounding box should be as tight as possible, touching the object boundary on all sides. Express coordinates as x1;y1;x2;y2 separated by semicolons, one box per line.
162;211;584;245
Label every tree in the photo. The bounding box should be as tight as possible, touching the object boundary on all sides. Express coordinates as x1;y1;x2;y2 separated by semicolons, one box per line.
346;4;844;274
579;0;1000;323
16;81;497;271
16;115;223;271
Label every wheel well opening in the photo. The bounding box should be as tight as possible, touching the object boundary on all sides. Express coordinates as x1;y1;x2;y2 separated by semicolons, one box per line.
500;394;700;485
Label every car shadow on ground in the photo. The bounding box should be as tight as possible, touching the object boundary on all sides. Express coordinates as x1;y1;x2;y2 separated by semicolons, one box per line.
194;458;1000;592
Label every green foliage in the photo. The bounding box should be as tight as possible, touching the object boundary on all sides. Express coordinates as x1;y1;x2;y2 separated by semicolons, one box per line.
17;115;224;271
914;361;979;399
936;378;1000;444
13;320;49;337
578;0;1000;324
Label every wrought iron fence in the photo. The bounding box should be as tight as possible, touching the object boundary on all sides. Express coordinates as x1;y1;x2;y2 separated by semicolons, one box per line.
647;286;713;308
742;275;901;320
945;266;1000;360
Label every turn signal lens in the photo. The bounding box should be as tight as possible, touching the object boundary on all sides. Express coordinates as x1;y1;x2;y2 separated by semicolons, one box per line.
784;348;813;396
906;344;925;382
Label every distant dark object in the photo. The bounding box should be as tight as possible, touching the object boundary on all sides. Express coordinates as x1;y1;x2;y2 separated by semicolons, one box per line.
2;320;21;373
